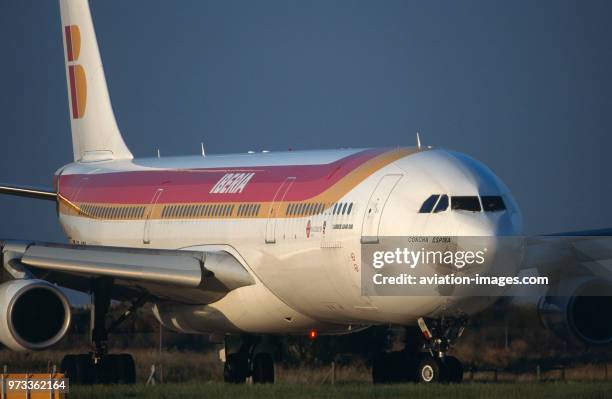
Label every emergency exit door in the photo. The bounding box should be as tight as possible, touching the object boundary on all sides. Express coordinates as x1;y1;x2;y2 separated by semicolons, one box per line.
361;174;402;244
265;177;295;243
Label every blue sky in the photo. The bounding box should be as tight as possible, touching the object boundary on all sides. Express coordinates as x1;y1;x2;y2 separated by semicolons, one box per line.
0;0;611;240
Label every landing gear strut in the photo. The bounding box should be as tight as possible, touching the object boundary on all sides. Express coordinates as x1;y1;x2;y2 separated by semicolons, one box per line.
60;278;144;384
223;335;275;384
372;316;467;384
415;316;465;383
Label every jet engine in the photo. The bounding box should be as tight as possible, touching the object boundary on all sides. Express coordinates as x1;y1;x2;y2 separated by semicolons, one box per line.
538;276;612;345
0;279;71;351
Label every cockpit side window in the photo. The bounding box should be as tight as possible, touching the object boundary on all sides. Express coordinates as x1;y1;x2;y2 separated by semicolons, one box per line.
481;196;506;212
419;195;440;213
451;196;481;212
433;195;448;213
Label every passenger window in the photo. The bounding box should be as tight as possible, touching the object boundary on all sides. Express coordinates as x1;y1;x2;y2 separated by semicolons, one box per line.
451;196;481;212
482;196;506;212
419;195;440;213
347;203;353;215
433;195;449;213
341;203;347;215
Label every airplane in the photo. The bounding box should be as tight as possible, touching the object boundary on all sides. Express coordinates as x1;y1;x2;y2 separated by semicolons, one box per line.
0;0;610;385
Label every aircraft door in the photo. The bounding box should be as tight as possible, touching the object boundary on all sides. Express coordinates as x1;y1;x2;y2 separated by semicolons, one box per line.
265;177;295;243
143;188;164;244
361;174;402;244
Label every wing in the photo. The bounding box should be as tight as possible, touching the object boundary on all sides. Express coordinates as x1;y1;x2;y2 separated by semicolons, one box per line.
0;183;56;201
523;230;612;292
1;240;255;304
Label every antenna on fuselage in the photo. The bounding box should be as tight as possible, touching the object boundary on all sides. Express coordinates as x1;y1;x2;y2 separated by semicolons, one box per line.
157;149;161;158
416;131;422;150
201;142;206;157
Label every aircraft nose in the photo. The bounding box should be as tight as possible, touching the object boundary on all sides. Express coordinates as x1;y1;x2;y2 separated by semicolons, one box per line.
452;214;524;291
458;210;521;237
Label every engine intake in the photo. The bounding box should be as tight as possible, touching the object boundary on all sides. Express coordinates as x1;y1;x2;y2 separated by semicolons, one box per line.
0;279;71;351
539;277;612;345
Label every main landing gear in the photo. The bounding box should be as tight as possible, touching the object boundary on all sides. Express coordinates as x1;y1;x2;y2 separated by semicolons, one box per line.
372;316;467;384
60;278;143;384
223;335;275;384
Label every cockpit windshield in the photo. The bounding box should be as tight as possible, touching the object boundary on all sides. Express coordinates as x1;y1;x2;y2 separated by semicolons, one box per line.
433;195;448;212
418;195;439;213
451;196;481;212
418;194;506;213
481;196;506;212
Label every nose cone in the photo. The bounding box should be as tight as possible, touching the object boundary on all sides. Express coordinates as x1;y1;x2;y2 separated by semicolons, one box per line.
365;149;525;319
390;148;523;237
441;150;523;236
388;148;525;290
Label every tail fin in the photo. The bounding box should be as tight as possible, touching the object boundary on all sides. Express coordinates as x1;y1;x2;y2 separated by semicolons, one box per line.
59;0;132;162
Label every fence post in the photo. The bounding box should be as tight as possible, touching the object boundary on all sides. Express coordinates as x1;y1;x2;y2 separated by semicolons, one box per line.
1;365;6;399
560;367;565;381
536;365;541;382
494;369;498;382
331;361;336;385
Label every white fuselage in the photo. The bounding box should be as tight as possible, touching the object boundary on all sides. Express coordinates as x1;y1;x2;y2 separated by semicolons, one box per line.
55;147;523;335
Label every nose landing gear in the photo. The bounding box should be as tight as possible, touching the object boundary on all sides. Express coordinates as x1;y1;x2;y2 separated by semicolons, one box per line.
415;316;465;383
372;316;467;384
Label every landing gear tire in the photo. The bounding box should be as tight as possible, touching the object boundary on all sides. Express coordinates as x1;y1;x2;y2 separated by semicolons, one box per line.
443;356;463;383
224;353;249;383
372;352;389;384
372;352;418;383
252;353;274;384
61;353;136;384
61;280;143;385
106;354;136;384
417;356;445;383
61;354;93;385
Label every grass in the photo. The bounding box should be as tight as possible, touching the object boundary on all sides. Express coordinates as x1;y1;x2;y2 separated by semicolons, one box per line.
69;381;612;399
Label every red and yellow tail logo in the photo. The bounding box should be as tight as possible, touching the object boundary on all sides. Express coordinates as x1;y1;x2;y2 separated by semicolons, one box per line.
64;25;87;119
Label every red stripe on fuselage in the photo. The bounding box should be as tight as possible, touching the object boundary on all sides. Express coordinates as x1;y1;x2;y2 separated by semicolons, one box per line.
64;26;73;61
68;65;79;118
59;149;387;205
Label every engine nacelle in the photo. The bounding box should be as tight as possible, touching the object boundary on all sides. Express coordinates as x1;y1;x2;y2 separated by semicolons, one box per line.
0;279;71;351
538;277;612;345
